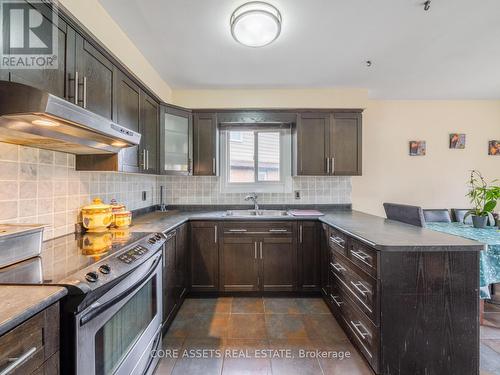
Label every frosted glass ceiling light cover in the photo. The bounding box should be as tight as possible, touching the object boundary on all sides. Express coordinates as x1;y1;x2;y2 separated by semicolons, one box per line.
230;2;282;47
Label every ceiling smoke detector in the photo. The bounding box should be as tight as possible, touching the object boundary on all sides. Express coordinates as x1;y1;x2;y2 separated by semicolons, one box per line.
230;2;282;47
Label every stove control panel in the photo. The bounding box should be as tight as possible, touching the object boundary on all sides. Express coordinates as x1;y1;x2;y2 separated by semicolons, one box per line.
117;245;148;264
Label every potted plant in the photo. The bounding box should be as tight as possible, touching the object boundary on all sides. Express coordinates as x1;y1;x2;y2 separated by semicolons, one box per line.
465;170;500;228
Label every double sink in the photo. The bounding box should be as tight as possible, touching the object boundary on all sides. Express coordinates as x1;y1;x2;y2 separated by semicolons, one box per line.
224;209;290;217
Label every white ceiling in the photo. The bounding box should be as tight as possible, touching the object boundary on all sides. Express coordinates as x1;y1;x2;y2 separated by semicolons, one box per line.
99;0;500;99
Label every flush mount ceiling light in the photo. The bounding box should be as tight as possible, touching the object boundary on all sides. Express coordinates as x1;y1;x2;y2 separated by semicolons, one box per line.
230;2;282;47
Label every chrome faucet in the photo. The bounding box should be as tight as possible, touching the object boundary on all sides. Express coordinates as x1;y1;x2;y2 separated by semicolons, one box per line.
244;193;259;210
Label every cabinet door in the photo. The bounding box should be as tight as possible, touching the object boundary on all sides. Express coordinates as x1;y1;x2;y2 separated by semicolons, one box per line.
140;92;159;174
221;235;259;291
298;221;320;291
260;236;296;291
75;34;115;119
115;71;141;172
5;3;71;99
296;113;330;175
161;105;192;175
330;112;362;176
175;223;189;301
190;222;219;291
163;234;177;326
320;223;331;296
193;112;217;176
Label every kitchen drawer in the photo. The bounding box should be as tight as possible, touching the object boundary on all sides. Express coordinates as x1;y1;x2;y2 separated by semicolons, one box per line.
0;302;59;375
348;239;378;277
331;253;377;324
328;227;347;256
223;221;293;235
337;288;379;373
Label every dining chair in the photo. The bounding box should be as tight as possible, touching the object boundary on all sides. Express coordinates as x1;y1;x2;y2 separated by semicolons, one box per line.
423;209;452;223
451;208;473;224
383;203;426;227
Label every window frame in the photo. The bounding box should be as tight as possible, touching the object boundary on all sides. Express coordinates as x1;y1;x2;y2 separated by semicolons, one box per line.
220;127;292;193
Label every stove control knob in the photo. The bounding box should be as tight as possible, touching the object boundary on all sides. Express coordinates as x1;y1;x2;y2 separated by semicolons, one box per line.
85;271;99;283
154;234;162;240
148;238;156;244
99;264;111;274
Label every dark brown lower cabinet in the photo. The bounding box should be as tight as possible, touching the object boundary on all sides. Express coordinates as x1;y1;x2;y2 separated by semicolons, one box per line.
175;224;189;301
298;221;320;291
0;302;60;375
220;235;259;291
322;223;479;375
261;236;296;291
190;221;219;292
162;231;177;328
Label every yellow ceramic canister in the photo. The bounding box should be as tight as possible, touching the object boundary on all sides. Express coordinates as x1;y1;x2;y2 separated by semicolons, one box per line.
114;211;132;229
110;201;126;226
81;198;113;232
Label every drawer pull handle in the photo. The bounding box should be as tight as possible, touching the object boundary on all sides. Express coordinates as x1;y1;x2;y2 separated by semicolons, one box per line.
351;281;371;296
228;229;247;232
269;229;288;233
330;236;345;248
0;346;37;375
350;321;371;340
330;294;343;306
330;262;346;272
351;250;372;265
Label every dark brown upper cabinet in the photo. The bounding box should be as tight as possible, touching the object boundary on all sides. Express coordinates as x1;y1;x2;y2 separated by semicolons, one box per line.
74;34;115;120
160;105;193;175
294;111;362;176
1;2;72;100
193;112;218;176
140;92;159;174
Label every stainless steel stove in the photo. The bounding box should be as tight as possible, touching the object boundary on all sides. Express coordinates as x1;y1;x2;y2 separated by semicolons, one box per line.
0;230;166;375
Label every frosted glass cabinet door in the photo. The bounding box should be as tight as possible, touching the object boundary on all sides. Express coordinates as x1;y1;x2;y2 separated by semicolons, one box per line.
161;106;193;174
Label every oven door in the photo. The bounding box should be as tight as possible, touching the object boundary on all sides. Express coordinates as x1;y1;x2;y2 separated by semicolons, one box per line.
76;251;163;375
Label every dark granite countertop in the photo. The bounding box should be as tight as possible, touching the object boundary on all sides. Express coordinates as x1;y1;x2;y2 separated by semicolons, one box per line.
0;285;67;336
131;208;484;252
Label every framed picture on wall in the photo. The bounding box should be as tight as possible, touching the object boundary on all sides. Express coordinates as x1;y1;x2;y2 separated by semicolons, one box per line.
409;141;426;156
489;140;500;155
450;134;466;149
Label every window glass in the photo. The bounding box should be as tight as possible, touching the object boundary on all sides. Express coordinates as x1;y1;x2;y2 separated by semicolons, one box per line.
229;131;254;182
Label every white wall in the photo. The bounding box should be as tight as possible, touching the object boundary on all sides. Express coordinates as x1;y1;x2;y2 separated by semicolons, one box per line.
352;100;500;216
59;0;172;102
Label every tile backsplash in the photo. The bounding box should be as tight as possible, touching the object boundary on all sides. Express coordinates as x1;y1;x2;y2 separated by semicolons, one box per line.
157;175;351;206
0;142;352;240
0;143;157;240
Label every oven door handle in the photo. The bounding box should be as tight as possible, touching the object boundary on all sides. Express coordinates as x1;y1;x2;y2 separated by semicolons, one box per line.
80;254;162;326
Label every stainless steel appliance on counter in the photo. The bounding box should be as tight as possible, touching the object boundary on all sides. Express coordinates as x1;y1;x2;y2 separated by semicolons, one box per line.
0;81;141;154
0;224;44;268
0;231;166;375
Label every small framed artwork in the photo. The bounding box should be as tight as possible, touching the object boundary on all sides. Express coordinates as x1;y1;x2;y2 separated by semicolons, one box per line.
450;133;466;149
489;140;500;155
409;141;426;156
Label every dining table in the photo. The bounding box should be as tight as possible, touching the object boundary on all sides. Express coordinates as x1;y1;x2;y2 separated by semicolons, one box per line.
426;222;500;299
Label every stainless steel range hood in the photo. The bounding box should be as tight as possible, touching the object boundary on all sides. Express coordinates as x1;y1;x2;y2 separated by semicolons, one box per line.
0;82;141;154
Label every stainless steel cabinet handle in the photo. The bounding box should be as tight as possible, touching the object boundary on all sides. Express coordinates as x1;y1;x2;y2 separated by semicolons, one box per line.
350;320;370;340
330;236;345;248
146;149;149;170
269;229;288;233
83;76;87;108
162;248;166;268
299;225;303;243
331;157;335;174
188;158;192;173
260;242;263;259
0;346;37;375
214;225;217;243
212;158;216;174
351;281;370;296
254;242;257;259
141;149;146;169
228;229;247;232
330;262;346;272
326;157;330;174
351;250;372;265
330;294;343;307
74;71;79;104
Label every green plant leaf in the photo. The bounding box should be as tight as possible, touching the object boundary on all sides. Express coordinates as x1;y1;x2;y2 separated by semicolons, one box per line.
484;200;497;213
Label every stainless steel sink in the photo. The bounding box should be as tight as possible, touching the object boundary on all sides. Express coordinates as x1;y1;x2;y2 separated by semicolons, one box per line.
225;209;290;217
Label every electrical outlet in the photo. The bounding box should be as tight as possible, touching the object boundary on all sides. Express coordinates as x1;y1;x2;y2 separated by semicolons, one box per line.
142;191;147;201
294;190;301;199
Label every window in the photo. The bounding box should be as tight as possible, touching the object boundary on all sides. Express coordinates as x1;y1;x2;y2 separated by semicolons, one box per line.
221;127;291;193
